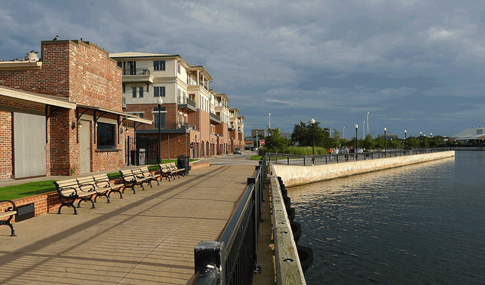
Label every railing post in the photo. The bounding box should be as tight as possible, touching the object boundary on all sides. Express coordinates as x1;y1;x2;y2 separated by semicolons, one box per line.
287;155;290;165
194;241;224;284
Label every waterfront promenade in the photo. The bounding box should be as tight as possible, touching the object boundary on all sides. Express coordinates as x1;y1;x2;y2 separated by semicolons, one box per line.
0;165;255;284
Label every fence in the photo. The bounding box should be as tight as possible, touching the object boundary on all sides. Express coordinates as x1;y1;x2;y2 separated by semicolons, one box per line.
192;157;266;284
267;148;451;166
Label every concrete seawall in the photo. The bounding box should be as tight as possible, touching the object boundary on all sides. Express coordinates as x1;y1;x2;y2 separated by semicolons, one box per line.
271;151;455;187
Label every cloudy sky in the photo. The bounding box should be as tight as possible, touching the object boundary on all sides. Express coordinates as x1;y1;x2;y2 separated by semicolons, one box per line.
2;0;485;138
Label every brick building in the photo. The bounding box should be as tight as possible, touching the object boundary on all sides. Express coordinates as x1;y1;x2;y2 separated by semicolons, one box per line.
0;39;150;180
109;52;245;159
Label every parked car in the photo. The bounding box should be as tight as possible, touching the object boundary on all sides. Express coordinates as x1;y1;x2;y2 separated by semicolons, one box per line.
234;148;242;155
357;148;364;153
333;149;340;155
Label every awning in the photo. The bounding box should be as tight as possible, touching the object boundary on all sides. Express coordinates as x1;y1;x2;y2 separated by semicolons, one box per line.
0;85;76;109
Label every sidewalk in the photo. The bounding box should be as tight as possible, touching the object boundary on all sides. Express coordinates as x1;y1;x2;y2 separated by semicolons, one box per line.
0;165;255;284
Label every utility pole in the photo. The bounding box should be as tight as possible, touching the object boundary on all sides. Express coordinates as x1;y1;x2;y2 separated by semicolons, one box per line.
366;112;370;136
268;113;271;130
363;121;365;139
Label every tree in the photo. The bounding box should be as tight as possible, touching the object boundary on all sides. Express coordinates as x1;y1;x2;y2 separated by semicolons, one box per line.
361;134;376;150
263;128;290;153
290;120;332;149
406;136;420;148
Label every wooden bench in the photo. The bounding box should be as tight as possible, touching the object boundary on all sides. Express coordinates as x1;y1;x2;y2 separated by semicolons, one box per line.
54;178;97;215
119;170;150;194
139;166;161;186
92;173;125;199
0;200;17;236
76;176;111;204
158;163;184;181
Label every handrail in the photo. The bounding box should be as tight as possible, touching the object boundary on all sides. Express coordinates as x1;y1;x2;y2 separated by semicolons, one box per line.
267;148;451;166
192;157;266;284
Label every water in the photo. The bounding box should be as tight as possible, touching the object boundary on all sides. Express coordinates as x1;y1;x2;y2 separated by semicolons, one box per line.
288;151;485;284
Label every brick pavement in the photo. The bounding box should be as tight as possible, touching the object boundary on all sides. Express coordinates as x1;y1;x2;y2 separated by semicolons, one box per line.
0;165;255;284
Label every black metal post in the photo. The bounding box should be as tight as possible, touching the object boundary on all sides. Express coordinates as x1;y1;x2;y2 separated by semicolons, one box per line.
384;128;387;153
157;102;162;164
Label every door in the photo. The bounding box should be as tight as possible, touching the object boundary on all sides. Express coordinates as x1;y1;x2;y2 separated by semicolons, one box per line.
79;121;91;173
14;112;46;178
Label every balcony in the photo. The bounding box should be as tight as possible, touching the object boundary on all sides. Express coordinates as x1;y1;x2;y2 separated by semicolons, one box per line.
122;68;154;83
178;97;197;112
153;122;196;131
210;112;221;124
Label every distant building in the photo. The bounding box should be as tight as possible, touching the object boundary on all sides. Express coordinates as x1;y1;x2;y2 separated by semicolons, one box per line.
251;128;266;138
450;126;485;144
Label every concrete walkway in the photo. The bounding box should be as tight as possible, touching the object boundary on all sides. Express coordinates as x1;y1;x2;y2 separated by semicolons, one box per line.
0;165;255;284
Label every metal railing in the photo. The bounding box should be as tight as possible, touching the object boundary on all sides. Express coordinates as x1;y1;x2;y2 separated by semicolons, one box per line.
152;122;196;131
122;68;150;76
210;112;221;122
267;148;451;166
192;157;266;284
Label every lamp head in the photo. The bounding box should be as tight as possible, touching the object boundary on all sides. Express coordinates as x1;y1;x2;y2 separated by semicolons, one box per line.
404;129;407;134
384;127;387;132
355;124;358;129
310;118;315;124
157;97;163;105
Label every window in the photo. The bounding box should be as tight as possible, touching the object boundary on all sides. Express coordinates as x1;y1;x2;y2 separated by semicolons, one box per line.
122;83;125;93
154;86;165;97
154;60;165;71
177;62;181;74
139;87;144;98
97;122;116;149
153;107;166;129
132;87;137;98
477;129;483;135
117;61;122;68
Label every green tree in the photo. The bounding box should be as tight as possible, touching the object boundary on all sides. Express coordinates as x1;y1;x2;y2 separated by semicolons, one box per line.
361;134;376;150
374;136;385;149
420;136;430;148
387;139;401;149
405;136;420;148
263;128;290;153
290;120;332;149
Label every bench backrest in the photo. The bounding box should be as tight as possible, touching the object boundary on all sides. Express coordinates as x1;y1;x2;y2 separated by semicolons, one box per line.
54;179;81;197
76;176;96;191
93;173;111;188
120;170;136;182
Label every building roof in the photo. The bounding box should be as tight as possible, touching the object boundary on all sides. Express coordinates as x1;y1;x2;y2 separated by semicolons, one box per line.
450;127;485;140
109;52;179;58
0;85;76;109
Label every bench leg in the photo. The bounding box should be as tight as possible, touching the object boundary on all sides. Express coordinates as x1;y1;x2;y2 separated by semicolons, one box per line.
108;189;123;199
0;219;16;236
78;197;95;209
94;192;110;203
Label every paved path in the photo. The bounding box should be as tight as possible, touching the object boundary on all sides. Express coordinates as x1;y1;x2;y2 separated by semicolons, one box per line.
0;165;255;284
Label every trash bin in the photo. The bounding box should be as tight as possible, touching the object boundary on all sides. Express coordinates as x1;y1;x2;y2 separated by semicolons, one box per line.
138;149;146;165
177;155;190;175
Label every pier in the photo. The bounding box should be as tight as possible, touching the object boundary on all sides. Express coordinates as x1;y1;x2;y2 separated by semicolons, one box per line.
0;165;255;284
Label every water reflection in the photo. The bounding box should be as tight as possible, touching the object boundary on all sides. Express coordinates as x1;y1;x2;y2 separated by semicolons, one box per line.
287;152;485;284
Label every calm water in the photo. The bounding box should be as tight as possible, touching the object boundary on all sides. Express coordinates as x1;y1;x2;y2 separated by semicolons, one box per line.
288;151;485;284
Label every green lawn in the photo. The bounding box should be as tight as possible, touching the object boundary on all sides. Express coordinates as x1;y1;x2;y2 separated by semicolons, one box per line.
0;180;57;200
250;155;263;160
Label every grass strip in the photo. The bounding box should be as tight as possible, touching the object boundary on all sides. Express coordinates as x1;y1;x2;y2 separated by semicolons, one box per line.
0;180;57;200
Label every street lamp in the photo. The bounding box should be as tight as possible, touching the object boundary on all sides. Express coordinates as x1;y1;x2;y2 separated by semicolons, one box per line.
310;118;315;165
157;97;163;164
404;129;407;149
384;127;387;153
355;124;358;151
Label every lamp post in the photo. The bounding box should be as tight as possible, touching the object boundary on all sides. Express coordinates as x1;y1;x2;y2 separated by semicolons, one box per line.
310;118;315;165
343;126;345;140
384;127;387;154
355;124;358;151
157;97;163;164
363;121;365;139
404;129;407;149
366;112;370;136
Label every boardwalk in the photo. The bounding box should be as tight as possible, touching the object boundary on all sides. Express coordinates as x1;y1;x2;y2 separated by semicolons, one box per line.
0;165;255;284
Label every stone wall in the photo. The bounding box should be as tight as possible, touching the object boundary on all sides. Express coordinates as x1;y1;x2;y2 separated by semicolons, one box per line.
271;151;455;187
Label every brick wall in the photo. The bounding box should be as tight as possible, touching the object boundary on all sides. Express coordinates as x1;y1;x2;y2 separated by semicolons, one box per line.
0;40;124;178
0;110;12;180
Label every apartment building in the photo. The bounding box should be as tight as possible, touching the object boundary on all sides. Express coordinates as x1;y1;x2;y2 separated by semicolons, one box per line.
109;52;244;159
0;39;150;180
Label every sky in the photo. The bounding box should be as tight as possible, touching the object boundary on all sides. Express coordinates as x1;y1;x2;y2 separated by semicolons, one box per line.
1;0;485;139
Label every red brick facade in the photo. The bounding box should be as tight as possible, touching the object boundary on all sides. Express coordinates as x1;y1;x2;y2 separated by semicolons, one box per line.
0;40;124;179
